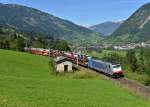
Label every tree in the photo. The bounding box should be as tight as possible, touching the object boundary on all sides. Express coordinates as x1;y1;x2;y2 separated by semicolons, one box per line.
138;48;150;74
54;40;70;51
0;40;4;49
17;37;25;51
0;39;10;49
4;40;10;49
49;58;56;73
102;53;124;64
31;40;44;48
126;50;138;72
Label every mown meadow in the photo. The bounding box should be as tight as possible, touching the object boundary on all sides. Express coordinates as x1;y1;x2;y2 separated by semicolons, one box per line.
0;49;150;107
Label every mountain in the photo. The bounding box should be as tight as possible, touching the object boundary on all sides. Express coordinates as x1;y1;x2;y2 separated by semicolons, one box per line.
89;21;123;36
0;26;71;51
0;3;103;46
108;3;150;44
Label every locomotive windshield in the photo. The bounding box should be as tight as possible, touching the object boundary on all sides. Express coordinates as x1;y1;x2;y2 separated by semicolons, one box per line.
113;64;121;68
112;64;122;72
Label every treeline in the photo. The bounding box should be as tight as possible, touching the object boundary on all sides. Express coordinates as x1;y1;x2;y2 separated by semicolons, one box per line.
101;48;150;85
127;48;150;74
126;48;150;85
0;26;70;51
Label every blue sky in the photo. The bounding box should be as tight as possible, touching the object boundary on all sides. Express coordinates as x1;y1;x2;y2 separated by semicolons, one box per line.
0;0;150;26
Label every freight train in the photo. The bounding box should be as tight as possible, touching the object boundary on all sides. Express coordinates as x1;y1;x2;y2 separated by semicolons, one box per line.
24;47;124;78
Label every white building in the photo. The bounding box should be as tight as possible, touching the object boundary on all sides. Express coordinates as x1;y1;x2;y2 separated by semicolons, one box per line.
56;57;72;72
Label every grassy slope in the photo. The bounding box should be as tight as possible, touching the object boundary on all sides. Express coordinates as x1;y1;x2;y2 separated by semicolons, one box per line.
0;49;150;107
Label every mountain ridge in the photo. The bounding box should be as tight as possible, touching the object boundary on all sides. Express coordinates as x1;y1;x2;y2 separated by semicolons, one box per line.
108;3;150;44
0;3;103;45
89;21;123;36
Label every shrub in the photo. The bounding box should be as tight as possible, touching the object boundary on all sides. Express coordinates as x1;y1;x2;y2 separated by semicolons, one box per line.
49;59;56;73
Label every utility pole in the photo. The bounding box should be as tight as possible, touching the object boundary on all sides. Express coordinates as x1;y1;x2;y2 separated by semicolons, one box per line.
77;55;78;66
49;48;51;57
25;41;28;47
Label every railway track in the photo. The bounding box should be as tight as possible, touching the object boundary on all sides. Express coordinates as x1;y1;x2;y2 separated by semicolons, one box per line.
116;78;150;100
77;64;150;101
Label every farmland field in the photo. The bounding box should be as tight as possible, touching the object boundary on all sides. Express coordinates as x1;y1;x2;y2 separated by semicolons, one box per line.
0;49;150;107
88;49;127;58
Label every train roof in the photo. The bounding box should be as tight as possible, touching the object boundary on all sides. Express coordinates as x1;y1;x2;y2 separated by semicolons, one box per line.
56;56;71;64
90;58;120;66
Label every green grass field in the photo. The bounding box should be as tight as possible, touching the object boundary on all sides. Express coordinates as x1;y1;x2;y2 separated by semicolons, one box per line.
0;49;150;107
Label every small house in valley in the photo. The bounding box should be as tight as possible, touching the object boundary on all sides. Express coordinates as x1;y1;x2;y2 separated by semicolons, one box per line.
56;56;72;72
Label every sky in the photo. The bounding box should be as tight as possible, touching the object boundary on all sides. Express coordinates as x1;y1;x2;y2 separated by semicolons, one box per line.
0;0;150;26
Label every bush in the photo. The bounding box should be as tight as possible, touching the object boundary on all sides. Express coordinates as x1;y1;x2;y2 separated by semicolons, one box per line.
49;59;56;73
102;53;125;64
145;78;150;86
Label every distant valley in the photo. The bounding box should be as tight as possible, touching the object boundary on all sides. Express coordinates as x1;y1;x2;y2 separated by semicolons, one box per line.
89;21;123;36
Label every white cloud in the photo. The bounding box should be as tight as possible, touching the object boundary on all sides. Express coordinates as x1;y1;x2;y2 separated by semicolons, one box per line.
110;19;125;23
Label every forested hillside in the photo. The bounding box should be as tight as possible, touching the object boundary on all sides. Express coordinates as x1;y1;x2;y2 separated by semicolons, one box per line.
107;3;150;44
0;3;103;45
0;26;70;51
